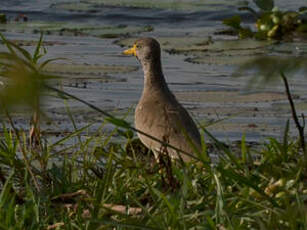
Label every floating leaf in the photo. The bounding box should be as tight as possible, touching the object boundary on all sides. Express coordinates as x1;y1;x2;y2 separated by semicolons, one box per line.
0;14;6;24
253;0;274;11
238;6;258;18
223;15;242;30
239;28;254;39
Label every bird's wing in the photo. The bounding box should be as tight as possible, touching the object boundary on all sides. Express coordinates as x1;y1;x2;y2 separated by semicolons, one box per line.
135;96;201;160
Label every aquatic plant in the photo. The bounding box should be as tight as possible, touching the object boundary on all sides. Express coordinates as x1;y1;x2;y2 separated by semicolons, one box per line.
0;14;6;24
223;0;307;40
0;32;62;147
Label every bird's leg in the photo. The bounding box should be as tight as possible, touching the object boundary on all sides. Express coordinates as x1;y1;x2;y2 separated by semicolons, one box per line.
158;150;167;189
164;151;180;191
159;137;179;191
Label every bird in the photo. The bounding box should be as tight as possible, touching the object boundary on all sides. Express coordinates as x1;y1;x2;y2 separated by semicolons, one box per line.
123;37;201;162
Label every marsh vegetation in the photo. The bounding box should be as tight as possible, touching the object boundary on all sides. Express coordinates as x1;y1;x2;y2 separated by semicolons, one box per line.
1;0;307;229
0;31;306;229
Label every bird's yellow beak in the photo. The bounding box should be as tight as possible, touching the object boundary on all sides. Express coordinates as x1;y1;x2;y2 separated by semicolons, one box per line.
123;44;137;56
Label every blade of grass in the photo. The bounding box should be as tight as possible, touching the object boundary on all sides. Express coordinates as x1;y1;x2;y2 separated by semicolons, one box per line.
218;166;279;207
48;123;92;150
2;105;40;192
0;33;17;56
39;58;66;70
33;32;44;64
92;152;114;219
241;134;247;164
203;128;242;170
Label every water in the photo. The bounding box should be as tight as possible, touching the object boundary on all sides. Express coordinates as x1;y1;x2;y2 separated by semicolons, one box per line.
2;0;306;22
1;0;307;143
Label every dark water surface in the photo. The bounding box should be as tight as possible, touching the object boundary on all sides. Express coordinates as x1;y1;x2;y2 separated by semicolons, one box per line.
2;0;306;25
1;0;307;143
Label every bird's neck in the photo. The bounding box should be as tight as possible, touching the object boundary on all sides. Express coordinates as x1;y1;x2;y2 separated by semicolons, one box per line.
141;59;168;91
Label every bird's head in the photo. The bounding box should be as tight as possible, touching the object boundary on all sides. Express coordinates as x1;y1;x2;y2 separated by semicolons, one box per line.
123;37;161;63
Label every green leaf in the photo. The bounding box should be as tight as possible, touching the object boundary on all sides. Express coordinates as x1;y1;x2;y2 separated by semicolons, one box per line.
299;7;307;12
39;58;66;70
223;15;242;30
1;39;33;64
48;123;92;150
205;216;216;229
203;128;243;170
253;0;274;11
238;6;259;18
213;172;226;224
0;52;36;72
106;117;131;129
0;33;17;56
0;169;15;203
282;120;290;153
152;188;175;216
0;14;7;24
117;129;134;139
33;32;44;64
239;27;254;39
218;167;279;206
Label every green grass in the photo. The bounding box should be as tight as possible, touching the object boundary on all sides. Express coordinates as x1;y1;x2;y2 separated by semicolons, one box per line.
0;120;306;229
0;33;306;229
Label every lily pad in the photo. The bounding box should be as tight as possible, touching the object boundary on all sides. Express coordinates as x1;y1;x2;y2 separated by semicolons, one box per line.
0;21;153;38
117;36;307;66
50;2;101;12
90;25;154;38
186;50;268;65
175;91;287;103
44;63;138;79
0;21;65;34
53;0;244;12
173;38;272;53
117;37;274;65
118;37;271;52
6;39;66;46
116;36;214;52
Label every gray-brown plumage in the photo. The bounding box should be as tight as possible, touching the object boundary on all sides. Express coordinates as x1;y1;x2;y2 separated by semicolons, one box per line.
123;37;201;162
